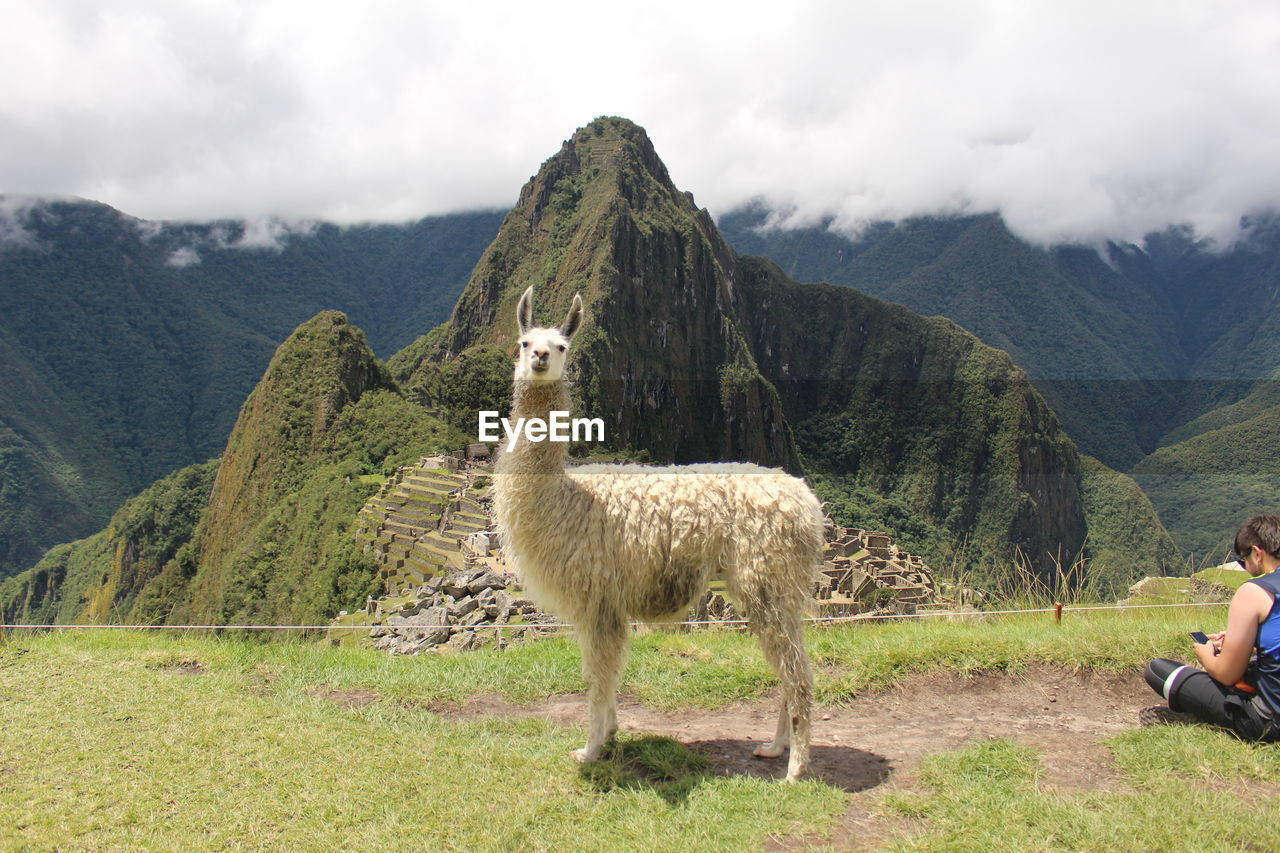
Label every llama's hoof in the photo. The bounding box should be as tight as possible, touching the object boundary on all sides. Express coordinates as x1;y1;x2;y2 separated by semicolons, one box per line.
752;742;786;759
783;769;809;783
571;747;596;764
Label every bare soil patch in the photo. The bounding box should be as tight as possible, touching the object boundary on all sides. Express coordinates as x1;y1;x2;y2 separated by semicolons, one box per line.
436;665;1148;787
434;665;1154;850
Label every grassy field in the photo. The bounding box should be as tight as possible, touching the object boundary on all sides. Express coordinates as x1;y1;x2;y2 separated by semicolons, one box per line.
3;606;1279;851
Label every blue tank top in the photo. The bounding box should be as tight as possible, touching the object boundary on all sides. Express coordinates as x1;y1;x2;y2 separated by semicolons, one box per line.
1247;571;1280;714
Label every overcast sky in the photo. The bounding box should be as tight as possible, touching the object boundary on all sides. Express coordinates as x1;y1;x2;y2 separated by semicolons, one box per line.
3;0;1279;246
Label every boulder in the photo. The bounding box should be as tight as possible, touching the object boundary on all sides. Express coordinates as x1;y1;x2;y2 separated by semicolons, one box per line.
421;626;451;646
448;597;480;620
413;606;450;627
449;631;479;652
443;575;471;598
467;571;506;594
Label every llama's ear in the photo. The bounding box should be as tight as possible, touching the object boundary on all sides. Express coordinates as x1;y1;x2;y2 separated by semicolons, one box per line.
559;293;584;340
516;286;534;335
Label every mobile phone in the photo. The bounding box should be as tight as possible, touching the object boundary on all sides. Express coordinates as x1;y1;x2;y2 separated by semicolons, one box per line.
1189;631;1210;644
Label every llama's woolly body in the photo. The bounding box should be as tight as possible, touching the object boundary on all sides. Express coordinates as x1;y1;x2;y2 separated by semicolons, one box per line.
500;456;824;626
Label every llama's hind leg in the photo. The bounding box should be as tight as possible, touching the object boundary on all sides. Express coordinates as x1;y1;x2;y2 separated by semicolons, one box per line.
755;702;791;758
746;600;813;781
572;605;628;763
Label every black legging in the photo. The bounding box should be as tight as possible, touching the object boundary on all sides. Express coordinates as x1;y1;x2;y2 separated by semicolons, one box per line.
1145;658;1279;741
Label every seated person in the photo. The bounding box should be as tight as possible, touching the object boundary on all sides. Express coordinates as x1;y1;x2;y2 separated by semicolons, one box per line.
1143;514;1280;740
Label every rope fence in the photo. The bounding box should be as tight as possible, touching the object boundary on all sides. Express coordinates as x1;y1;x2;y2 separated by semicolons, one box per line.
0;599;1229;635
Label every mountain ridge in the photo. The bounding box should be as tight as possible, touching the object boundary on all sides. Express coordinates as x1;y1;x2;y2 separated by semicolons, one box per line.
2;117;1183;620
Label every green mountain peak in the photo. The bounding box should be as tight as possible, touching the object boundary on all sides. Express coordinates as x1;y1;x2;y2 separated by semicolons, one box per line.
413;116;797;469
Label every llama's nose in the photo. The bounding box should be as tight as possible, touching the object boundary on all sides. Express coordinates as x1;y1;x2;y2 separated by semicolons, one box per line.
531;350;549;368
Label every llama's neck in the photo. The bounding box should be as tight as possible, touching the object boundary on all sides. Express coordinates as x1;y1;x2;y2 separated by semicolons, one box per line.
495;379;571;480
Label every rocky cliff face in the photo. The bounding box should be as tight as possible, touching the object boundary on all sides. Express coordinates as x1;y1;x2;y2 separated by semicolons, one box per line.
404;117;800;470
734;256;1089;571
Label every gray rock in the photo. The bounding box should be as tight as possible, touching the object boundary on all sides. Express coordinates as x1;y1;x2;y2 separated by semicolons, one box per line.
448;597;479;620
443;575;471;598
421;626;451;646
462;608;489;628
467;572;506;594
399;606;449;628
450;631;479;652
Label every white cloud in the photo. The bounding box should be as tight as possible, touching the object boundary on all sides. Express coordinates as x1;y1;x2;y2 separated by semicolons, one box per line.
0;196;46;250
166;246;200;267
1;0;1278;245
231;218;316;251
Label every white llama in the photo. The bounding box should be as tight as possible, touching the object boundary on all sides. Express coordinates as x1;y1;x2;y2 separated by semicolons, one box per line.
493;286;822;782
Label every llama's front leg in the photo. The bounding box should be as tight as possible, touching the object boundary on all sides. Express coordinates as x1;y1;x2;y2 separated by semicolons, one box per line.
572;608;627;763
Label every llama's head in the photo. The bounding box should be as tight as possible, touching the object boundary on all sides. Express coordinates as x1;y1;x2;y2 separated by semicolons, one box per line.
513;286;583;382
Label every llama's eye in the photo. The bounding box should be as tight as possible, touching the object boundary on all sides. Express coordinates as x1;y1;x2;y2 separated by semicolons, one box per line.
520;341;528;348
557;344;566;352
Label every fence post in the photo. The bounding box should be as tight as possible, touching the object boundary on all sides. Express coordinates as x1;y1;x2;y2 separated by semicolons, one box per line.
1053;602;1063;624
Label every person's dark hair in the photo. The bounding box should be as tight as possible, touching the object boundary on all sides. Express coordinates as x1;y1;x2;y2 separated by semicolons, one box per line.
1234;515;1280;559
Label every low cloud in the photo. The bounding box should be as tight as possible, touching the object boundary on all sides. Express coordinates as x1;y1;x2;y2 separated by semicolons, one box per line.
0;196;51;251
230;218;317;251
165;246;200;267
159;217;316;265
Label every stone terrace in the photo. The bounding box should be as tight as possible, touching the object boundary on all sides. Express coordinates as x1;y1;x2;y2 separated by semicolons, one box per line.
355;446;505;597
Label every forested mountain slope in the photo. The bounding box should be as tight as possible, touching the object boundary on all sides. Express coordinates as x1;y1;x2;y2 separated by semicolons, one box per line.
0;199;500;579
721;208;1280;557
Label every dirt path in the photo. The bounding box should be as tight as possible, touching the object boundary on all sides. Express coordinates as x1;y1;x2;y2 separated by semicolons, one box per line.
434;665;1156;849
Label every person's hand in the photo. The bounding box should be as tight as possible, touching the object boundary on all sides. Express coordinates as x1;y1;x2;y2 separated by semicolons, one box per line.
1209;631;1226;655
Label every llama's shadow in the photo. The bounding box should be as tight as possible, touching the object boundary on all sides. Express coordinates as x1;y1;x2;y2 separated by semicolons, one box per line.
687;738;892;793
579;735;716;805
579;735;890;804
